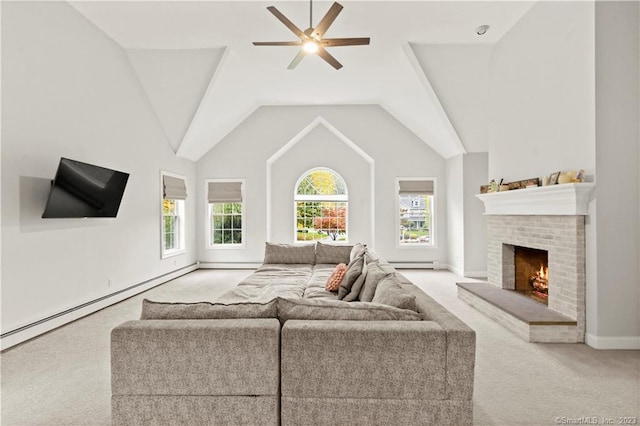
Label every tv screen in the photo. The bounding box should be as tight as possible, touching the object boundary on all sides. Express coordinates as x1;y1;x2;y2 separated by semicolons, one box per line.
42;158;129;218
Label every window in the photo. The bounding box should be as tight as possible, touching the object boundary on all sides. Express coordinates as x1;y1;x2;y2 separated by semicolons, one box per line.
161;172;187;258
207;180;244;248
397;178;435;247
295;168;348;242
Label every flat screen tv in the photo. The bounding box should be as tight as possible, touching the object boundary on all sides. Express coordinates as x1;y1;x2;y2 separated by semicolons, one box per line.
42;158;129;218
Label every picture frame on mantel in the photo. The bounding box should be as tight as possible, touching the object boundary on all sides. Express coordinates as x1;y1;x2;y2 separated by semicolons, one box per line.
549;172;561;185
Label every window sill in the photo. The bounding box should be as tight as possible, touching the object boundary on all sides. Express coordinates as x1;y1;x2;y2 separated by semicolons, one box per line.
207;244;246;250
161;248;186;259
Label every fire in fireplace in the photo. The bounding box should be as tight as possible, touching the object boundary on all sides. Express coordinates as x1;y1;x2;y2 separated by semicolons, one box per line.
514;246;549;305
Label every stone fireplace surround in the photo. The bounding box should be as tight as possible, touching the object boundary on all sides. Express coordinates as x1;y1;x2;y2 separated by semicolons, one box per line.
462;183;594;343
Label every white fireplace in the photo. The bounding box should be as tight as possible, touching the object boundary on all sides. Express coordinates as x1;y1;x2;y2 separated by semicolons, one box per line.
473;183;594;343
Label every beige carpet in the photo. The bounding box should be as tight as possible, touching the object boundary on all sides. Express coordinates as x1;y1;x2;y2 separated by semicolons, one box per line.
2;269;639;425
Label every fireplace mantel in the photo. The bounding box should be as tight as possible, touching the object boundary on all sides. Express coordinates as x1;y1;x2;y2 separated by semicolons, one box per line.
476;183;595;216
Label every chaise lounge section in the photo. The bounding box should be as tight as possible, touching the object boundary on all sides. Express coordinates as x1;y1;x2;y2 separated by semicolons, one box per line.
111;242;476;425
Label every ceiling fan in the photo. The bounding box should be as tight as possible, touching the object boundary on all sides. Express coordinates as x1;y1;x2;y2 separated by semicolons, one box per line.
253;1;370;70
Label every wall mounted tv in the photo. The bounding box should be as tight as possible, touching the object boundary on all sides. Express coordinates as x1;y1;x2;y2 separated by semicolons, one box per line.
42;158;129;218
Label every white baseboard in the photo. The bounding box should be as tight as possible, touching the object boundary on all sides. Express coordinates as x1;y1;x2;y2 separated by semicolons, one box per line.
446;264;464;276
585;333;640;350
1;264;198;351
198;262;261;269
389;262;438;269
464;270;488;279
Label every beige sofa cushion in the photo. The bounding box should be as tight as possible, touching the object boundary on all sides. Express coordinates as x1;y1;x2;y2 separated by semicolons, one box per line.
264;242;316;264
277;297;422;322
337;255;365;300
315;242;353;265
140;299;278;320
372;275;418;312
359;261;390;302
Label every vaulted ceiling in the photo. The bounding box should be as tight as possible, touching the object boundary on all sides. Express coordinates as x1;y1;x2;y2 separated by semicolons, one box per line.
69;1;535;161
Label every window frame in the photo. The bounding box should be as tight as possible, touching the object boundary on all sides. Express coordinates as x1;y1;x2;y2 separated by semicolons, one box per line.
160;171;187;259
293;167;349;244
395;177;437;249
205;178;246;250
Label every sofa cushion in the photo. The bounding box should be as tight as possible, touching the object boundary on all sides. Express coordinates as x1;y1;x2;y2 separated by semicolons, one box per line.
372;275;418;312
316;242;353;265
325;263;347;292
263;242;316;264
140;299;278;319
350;243;367;262
277;297;422;322
342;259;368;302
359;261;391;302
337;255;365;300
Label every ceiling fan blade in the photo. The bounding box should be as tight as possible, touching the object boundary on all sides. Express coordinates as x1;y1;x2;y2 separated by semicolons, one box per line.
267;6;305;39
313;2;343;38
317;47;343;70
253;41;302;46
321;37;370;47
287;50;306;70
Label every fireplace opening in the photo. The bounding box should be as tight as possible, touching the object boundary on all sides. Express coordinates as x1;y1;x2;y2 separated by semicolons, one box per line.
514;246;549;305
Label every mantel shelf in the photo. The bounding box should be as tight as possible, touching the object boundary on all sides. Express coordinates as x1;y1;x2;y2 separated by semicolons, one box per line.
476;183;595;216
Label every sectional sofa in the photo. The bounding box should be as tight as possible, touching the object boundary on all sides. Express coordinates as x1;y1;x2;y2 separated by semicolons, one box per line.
111;242;476;425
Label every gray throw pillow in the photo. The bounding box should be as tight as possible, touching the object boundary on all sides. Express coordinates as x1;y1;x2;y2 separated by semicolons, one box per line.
342;258;368;302
337;255;365;300
277;297;422;323
371;275;418;312
359;261;390;302
263;242;316;264
315;241;353;265
140;299;278;319
350;243;367;262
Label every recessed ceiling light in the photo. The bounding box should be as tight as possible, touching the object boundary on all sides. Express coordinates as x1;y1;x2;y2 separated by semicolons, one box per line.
476;25;490;36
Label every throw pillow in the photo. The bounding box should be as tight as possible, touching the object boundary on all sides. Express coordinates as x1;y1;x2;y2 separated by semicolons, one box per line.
342;258;369;302
337;255;365;300
277;297;422;323
359;261;390;302
371;275;418;312
315;242;353;265
140;299;278;320
325;263;348;292
350;243;367;263
263;242;316;264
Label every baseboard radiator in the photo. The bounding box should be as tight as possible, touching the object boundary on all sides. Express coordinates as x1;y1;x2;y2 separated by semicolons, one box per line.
389;260;440;269
0;263;198;351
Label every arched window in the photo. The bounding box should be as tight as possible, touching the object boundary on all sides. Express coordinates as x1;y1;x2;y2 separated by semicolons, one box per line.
294;168;348;242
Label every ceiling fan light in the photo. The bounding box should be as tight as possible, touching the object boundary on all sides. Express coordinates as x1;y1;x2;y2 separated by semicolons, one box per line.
303;41;319;53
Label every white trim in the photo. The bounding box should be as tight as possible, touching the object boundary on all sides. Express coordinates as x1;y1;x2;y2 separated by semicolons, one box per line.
585;333;640;350
205;178;246;250
447;264;465;276
476;183;595;216
1;264;198;351
160;170;187;259
198;262;261;269
395;177;437;249
266;116;375;244
390;261;439;269
463;270;488;279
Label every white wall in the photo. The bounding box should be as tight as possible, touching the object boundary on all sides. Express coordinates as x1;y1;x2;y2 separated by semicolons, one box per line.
197;105;448;264
446;153;488;277
488;1;640;348
462;153;488;276
488;1;595;182
1;2;196;343
590;1;640;348
446;155;464;274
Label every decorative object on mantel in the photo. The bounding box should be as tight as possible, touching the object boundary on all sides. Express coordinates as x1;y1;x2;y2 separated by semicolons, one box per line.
481;177;539;193
548;171;561;185
544;169;585;186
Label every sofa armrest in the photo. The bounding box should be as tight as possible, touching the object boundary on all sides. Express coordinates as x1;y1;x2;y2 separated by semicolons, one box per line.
281;320;447;400
403;285;476;400
111;319;280;396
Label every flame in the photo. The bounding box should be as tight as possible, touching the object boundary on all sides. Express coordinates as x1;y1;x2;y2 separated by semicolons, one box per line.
538;264;548;280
